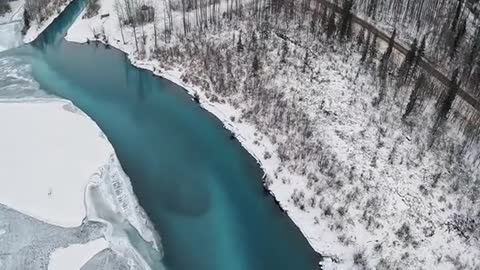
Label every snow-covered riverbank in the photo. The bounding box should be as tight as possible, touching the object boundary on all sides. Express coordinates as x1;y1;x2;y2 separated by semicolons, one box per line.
0;1;163;268
0;0;73;45
0;100;111;227
64;0;480;269
23;0;75;43
0;98;161;269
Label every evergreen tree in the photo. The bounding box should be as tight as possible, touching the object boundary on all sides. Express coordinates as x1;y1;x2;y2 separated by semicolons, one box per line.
22;9;31;35
367;0;377;19
280;40;289;64
413;36;426;70
321;5;328;29
237;31;244;53
403;73;425;119
339;0;354;41
356;28;365;49
436;69;460;127
310;17;316;35
430;69;460;146
466;27;480;75
369;34;378;61
249;31;257;52
450;19;466;59
302;51;309;73
360;31;370;63
252;53;261;75
451;0;464;31
326;9;336;39
398;38;418;82
379;29;396;80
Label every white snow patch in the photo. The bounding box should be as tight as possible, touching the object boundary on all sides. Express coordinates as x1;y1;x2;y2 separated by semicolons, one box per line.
48;238;109;270
0;100;111;227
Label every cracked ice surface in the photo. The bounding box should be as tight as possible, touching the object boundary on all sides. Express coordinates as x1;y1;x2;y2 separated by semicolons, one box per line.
0;204;105;270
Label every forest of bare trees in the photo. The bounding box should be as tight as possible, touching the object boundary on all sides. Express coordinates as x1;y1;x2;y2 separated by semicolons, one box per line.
354;0;480;97
140;0;480;141
0;0;12;16
24;0;70;23
113;0;480;101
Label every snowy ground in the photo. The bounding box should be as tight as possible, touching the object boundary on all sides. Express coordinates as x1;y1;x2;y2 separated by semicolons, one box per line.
0;100;111;227
23;0;73;43
48;238;109;270
65;0;480;269
0;201;105;269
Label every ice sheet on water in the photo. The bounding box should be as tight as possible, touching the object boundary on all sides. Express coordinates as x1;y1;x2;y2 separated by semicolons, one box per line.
81;249;143;270
0;204;105;270
0;52;51;99
0;21;23;52
86;167;166;270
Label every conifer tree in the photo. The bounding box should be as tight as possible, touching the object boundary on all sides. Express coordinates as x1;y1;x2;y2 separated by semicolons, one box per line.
237;31;244;53
450;19;466;59
303;51;309;73
326;9;336;39
398;38;418;82
280;40;289;64
360;32;370;63
436;69;460;127
403;73;425;119
413;36;426;71
356;28;365;49
339;0;354;41
465;27;480;76
249;31;257;52
451;0;464;31
379;29;396;80
252;53;261;75
369;34;378;61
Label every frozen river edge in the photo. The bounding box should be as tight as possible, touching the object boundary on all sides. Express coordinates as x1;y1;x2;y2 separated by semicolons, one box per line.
0;100;163;270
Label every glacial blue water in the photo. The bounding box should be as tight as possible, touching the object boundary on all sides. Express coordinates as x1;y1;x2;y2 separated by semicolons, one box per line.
0;0;320;269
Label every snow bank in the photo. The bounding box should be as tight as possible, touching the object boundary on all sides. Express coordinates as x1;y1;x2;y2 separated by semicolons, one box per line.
48;238;109;270
0;0;25;52
0;0;73;44
23;0;73;43
0;99;161;269
0;100;111;227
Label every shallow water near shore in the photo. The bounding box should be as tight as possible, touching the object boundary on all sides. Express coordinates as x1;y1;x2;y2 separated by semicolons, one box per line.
1;0;320;269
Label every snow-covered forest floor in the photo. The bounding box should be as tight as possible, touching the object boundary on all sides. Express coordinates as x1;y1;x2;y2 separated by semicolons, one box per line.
23;0;73;42
352;0;480;100
66;0;480;269
0;0;24;24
